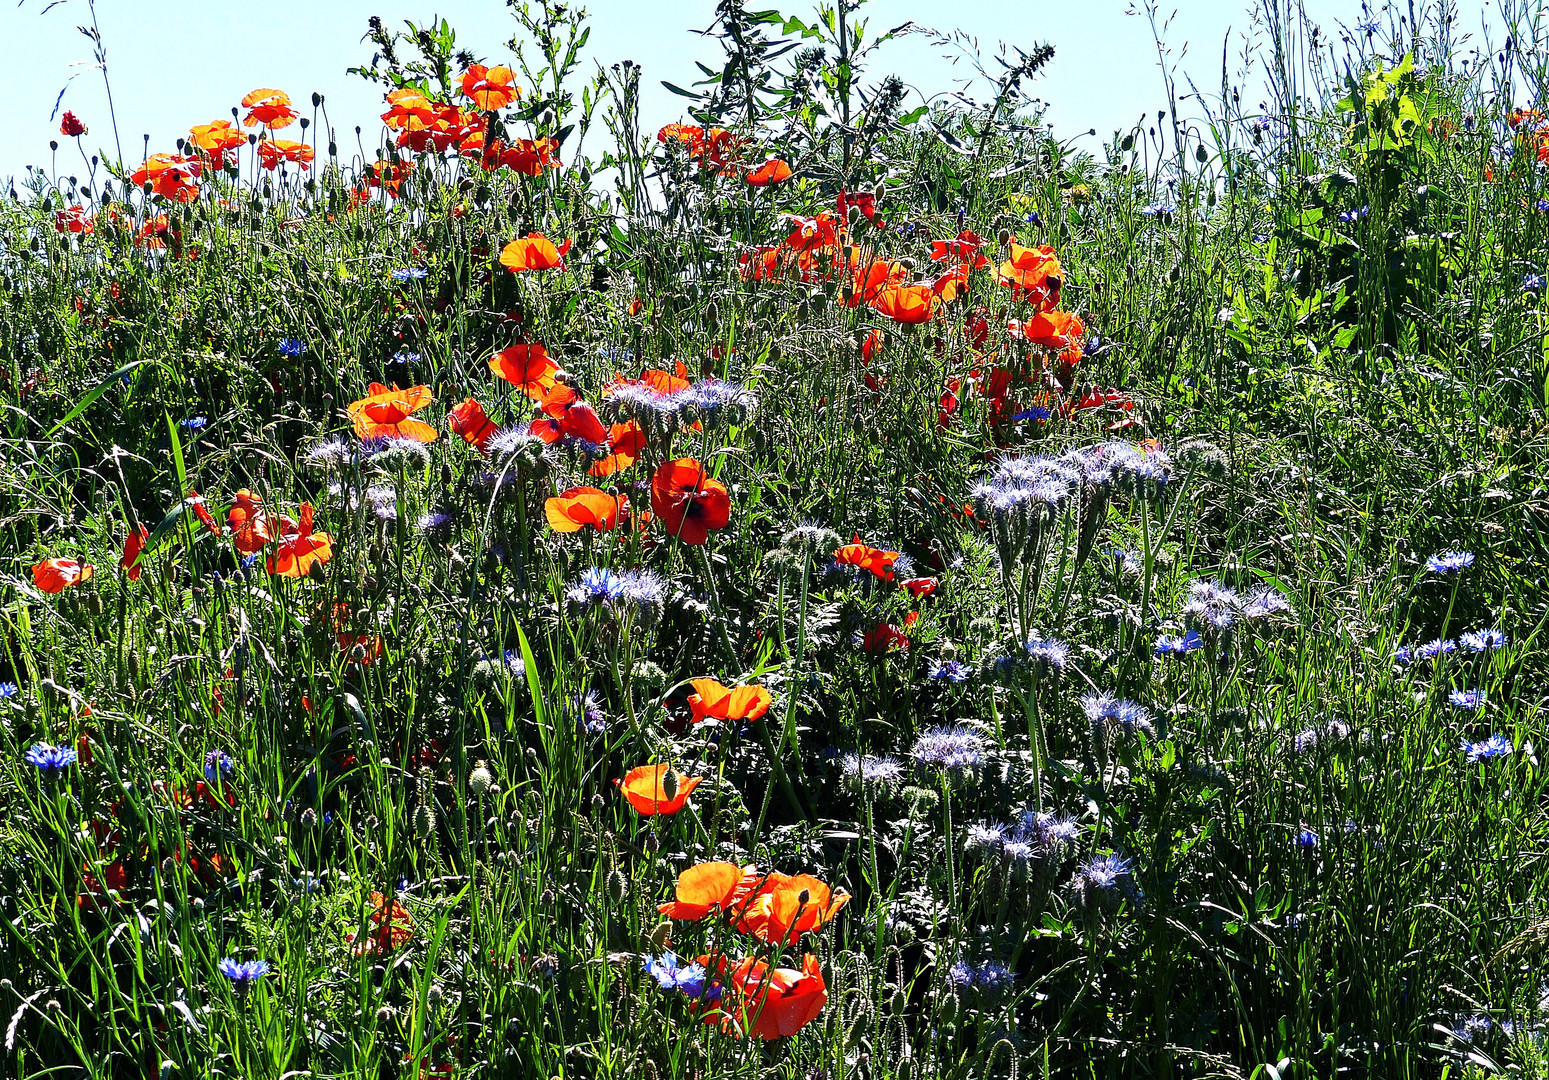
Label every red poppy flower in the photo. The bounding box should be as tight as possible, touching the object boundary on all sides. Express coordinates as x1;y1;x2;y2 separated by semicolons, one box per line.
1072;388;1133;412
448;397;499;450
257;139;313;171
650;458;731;545
266;504;333;578
241;88;299;129
841;256;905;308
500;137;562;175
837;188;883;227
460;64;520;111
998;242;1063;307
746;158;792;186
930;264;970;304
615;764;702;816
544;486;625;533
735;871;850;945
725;954;829;1040
499;233;571;272
55;205;92;235
687;678;772;724
33;558;94;594
59;111;87;138
130;153;202;203
588;421;647;477
784;212;839;253
337;634;385;664
1025;310;1085;362
347;383;438;442
488;343;559;400
530;384;608;446
901;577;939;599
188;120;246;169
121;524;149;582
834;536;900;581
367;157;414;196
605;364;692;399
861;622;910;654
872;284;934;324
225;489;272;554
658;861;761;920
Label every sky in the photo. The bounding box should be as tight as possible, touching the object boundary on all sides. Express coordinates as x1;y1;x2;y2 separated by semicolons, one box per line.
0;0;1510;188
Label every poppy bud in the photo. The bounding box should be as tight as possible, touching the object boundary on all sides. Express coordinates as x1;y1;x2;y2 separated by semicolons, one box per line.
309;559;328;583
847;205;863;228
649;920;672;948
413;802;435;839
938;989;958;1024
161;857;175;876
846;1009;869;1049
705;300;719;326
873;180;886;203
997;228;1011;248
312;91;323;107
1195;144;1209;162
553;369;572;385
896;1058;912;1080
796;887;811;905
469;761;494;796
660;768;679;802
539;888;555;906
300;807;318;829
605;868;627;906
50;141;58;152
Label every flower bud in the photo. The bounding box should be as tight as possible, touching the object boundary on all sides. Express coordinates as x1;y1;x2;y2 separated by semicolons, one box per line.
469;761;494;796
649;920;673;948
606;869;627;906
660;768;679;802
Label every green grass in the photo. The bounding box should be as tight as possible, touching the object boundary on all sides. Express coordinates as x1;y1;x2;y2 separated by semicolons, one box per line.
4;1;1549;1077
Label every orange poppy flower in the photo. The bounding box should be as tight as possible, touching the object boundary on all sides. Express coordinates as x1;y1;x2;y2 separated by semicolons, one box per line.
460;64;520;111
499;233;571;272
1025;310;1086;364
784;212;838;253
337;634;385;664
183;491;221;536
226;489;272;554
834;536;900;581
59;111;87;138
658;861;761;920
241;88;299;129
687;678;772;724
188;120;246;169
842;257;905;308
348;891;414;955
257;139;313;171
500;137;562;175
448;397;498;450
347;383;438;442
746;158;792;186
930;264;970;304
998;242;1063;307
589;421;647;477
650;458;731;545
735;872;850;945
367;157;414;196
726;954;829;1039
615;764;702;816
33;558;94;594
605;364;692;399
488;343;559;400
121;524;150;582
266;504;333;578
930;229;991;271
659;123;706;153
381;88;437;130
130;153;202;203
873;284;935;324
544;486;625;532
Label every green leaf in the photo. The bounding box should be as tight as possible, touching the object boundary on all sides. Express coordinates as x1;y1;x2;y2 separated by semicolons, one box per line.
164;412;189;496
661;80;703;100
45;359;155;437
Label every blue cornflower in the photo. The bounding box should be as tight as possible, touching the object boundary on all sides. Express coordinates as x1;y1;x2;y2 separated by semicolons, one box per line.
25;743;76;779
278;338;305;358
1392;645;1413;665
181;416;208;431
417;510;454;536
572;691;607;735
500;649;525;676
218;957;270;994
928;659;971;682
643;953;713;999
1525;273;1545;292
1449;689;1483;711
1452;1014;1492;1043
1295;826;1319;851
1462;734;1513;763
1425;549;1475;575
1140;199;1177;217
1537;199;1549;213
566;568;625;610
204;750;234;783
1355;18;1381;33
391;267;429;281
1416;637;1457;661
392;351;423;365
1337;205;1370;223
911;724;986;771
1461;628;1507;652
1154;629;1203;656
1011;405;1054;422
1252;232;1270;242
1023;211;1041;226
0;682;17;698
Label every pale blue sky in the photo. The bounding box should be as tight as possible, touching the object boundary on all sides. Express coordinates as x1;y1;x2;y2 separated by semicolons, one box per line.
0;0;1507;187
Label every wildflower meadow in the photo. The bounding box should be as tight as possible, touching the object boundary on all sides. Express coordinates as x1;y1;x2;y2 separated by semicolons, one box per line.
4;0;1549;1076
